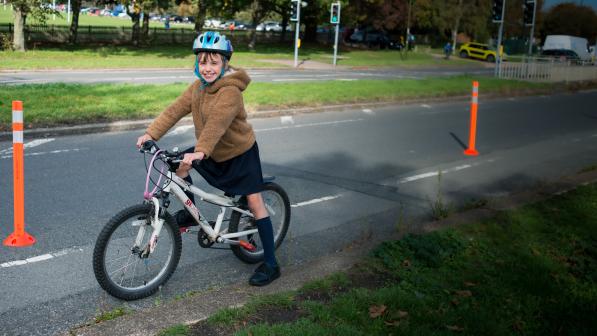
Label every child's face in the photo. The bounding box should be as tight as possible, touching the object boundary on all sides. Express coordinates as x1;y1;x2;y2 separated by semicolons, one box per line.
198;53;224;83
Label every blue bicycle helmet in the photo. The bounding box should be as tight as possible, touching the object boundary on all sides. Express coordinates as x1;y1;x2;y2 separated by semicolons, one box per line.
192;31;233;60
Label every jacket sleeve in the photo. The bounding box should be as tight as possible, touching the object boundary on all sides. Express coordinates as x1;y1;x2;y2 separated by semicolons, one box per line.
146;82;195;140
194;87;241;157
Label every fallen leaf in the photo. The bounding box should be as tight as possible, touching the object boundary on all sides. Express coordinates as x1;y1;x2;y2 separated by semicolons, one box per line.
463;281;477;287
531;247;541;256
369;304;387;318
454;290;472;297
397;310;409;318
402;259;411;267
384;320;400;327
451;298;460;306
446;325;464;332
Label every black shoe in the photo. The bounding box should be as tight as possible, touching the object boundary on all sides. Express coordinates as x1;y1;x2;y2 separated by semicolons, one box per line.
175;209;198;228
249;263;280;286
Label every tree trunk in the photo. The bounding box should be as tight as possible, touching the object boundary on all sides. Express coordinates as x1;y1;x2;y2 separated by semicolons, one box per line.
248;1;264;50
126;5;140;46
12;6;26;51
279;15;289;43
141;12;150;45
194;0;206;33
69;0;82;45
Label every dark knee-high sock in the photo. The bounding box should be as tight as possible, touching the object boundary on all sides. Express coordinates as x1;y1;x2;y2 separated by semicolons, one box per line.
255;217;278;267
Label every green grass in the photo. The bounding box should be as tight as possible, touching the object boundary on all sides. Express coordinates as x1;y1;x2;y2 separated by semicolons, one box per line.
0;43;476;70
208;292;295;326
94;306;129;323
198;183;597;335
157;324;190;336
0;76;552;130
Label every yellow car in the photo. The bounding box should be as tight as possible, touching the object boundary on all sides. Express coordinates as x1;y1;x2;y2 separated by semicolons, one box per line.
458;42;506;62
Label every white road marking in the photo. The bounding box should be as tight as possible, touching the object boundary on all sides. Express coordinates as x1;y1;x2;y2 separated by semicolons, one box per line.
398;164;474;184
336;78;358;81
256;119;364;132
421;104;432;109
0;148;83;160
166;125;194;137
280;116;295;125
291;194;342;208
0;138;55;154
362;109;374;115
0;246;84;269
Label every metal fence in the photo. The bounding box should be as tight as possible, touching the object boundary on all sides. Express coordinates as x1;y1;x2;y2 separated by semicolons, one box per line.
498;57;597;82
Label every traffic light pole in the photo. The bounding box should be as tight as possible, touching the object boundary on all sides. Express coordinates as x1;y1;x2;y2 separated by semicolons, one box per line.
494;0;506;78
527;1;537;56
333;24;339;67
293;3;301;68
331;2;341;67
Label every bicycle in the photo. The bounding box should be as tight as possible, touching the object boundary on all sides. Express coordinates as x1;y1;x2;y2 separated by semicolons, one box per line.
92;140;291;301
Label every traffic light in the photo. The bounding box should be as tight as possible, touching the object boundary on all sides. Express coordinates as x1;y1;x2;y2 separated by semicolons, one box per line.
290;0;299;22
523;0;535;26
492;0;504;22
330;2;340;25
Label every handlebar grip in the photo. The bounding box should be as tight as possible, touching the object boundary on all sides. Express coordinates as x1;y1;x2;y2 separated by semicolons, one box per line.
141;140;157;152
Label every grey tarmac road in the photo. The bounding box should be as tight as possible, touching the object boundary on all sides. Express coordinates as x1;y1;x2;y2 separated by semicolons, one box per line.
0;66;492;85
1;90;597;335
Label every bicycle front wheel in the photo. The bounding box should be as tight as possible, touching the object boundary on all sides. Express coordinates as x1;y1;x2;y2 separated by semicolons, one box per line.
92;203;181;300
229;182;291;264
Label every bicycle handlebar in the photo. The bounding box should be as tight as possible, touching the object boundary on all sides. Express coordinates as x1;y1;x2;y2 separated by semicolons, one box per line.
140;140;201;166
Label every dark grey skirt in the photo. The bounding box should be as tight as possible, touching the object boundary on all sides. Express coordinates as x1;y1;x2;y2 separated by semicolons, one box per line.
184;142;264;196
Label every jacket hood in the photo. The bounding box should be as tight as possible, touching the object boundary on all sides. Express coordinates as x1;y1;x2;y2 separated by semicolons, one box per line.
206;67;251;94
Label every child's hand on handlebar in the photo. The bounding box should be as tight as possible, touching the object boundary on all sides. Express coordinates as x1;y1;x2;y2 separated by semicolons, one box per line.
181;152;205;167
136;133;154;149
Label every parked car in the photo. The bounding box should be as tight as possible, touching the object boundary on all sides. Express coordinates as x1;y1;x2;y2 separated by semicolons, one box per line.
543;35;592;62
256;21;282;32
219;20;247;30
458;42;506;62
204;18;222;28
540;49;583;64
349;29;400;50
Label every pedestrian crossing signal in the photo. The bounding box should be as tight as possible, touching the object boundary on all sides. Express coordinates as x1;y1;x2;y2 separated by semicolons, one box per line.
290;0;299;22
492;0;504;22
330;2;340;24
523;0;535;26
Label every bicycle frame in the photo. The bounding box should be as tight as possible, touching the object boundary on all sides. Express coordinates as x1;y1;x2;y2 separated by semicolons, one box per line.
147;170;257;252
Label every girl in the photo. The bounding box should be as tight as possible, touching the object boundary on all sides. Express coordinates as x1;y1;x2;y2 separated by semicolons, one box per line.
136;31;279;286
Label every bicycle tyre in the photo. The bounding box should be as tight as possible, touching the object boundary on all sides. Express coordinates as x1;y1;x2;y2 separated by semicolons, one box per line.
229;182;291;264
92;203;181;300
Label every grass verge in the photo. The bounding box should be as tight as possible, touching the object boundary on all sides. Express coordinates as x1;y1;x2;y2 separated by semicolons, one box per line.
0;41;472;70
171;182;597;335
0;76;554;130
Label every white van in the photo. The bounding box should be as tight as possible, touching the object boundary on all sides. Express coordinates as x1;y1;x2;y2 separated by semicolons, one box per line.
543;35;592;62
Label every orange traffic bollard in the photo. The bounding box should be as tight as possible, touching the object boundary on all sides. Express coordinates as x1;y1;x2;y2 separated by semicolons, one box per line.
464;81;480;156
3;101;36;247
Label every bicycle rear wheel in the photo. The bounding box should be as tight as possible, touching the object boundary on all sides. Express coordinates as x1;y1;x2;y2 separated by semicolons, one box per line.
229;182;291;264
92;203;181;300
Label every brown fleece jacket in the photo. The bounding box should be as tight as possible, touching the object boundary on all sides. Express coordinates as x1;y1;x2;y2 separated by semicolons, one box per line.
146;68;255;162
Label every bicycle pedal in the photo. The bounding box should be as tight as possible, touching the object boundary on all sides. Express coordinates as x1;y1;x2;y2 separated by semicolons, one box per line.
239;240;256;252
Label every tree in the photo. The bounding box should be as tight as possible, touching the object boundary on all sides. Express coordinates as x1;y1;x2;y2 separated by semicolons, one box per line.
540;3;597;42
68;0;83;45
8;0;54;51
